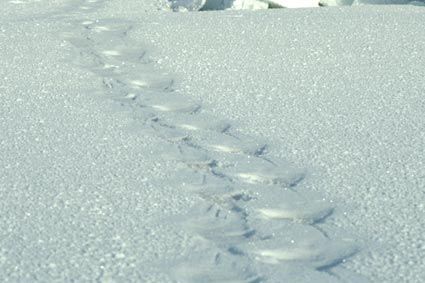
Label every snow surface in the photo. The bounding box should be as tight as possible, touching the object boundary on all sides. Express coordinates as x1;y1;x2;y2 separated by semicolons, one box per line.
1;0;424;282
128;6;425;283
0;6;198;282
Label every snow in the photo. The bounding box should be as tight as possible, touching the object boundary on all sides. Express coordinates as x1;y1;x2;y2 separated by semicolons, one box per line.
168;0;423;10
128;6;425;283
0;12;198;282
1;0;424;282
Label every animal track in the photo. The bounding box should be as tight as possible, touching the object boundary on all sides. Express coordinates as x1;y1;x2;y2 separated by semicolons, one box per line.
158;112;232;133
60;1;359;281
234;184;334;224
244;221;357;269
192;131;267;155
134;92;201;113
213;154;305;187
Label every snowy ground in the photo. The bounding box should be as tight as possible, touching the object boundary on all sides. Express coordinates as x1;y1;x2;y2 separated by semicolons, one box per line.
1;0;424;282
131;7;425;282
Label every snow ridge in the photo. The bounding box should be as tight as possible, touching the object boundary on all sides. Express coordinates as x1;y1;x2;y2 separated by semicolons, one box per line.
59;0;361;281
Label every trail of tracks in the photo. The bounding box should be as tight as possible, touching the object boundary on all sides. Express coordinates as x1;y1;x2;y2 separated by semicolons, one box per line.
58;0;359;281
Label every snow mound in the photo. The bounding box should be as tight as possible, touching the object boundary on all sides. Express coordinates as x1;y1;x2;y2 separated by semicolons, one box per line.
168;0;319;10
166;0;424;10
322;0;423;5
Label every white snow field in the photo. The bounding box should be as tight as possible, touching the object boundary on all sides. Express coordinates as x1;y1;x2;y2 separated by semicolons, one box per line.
1;0;424;282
